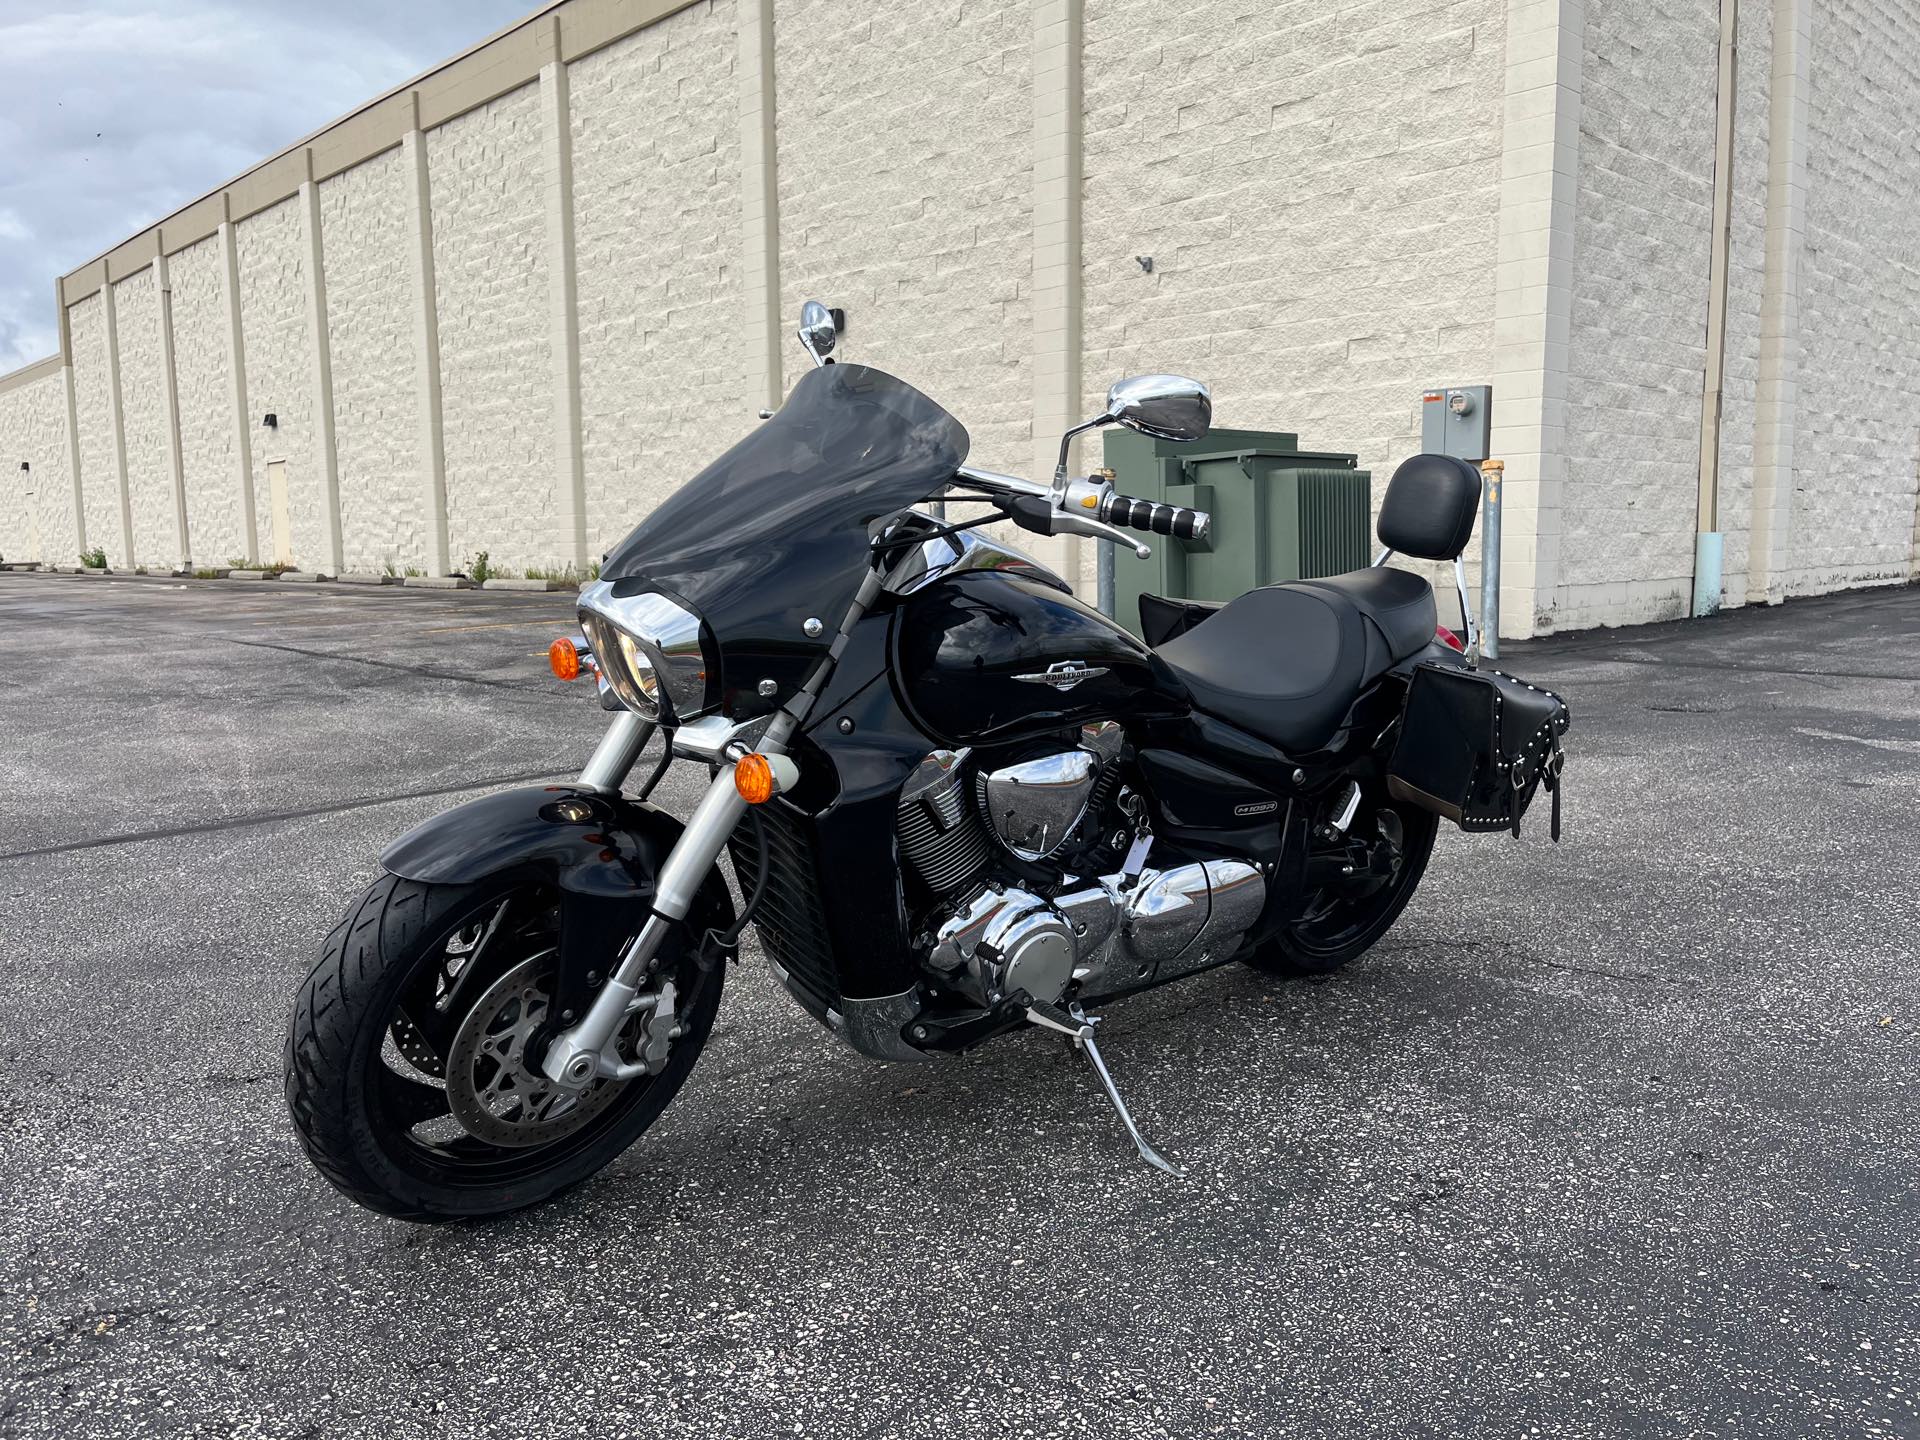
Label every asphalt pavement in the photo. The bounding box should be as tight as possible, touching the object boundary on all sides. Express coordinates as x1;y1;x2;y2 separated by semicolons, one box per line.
0;571;1915;1439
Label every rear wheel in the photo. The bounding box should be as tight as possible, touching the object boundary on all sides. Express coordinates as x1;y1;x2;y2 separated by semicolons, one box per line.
1244;787;1438;977
284;872;723;1221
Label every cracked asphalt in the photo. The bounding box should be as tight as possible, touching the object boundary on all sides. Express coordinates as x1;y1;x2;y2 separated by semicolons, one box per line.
1;571;1915;1439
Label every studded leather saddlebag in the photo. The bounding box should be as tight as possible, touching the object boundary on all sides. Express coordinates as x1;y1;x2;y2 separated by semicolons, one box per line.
1387;662;1570;840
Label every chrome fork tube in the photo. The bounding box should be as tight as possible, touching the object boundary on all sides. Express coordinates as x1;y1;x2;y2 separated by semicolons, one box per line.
541;767;749;1087
578;711;654;793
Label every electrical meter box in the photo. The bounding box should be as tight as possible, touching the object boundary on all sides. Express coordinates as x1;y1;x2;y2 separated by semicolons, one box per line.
1421;384;1492;462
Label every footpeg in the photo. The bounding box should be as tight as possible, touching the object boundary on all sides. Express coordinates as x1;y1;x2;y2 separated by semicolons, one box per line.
1024;1002;1187;1178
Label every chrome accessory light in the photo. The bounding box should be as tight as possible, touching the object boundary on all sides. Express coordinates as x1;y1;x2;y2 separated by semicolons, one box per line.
577;583;714;723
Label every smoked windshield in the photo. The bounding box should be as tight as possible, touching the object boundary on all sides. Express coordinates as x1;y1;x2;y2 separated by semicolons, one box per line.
599;363;969;698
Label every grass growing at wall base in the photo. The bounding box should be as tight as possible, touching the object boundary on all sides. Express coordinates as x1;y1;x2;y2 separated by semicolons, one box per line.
523;561;600;584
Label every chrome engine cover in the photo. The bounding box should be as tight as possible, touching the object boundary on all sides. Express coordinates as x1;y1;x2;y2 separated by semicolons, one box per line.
976;750;1098;861
927;858;1266;1006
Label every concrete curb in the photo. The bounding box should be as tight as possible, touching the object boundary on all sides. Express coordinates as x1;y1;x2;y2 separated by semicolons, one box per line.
3;564;583;600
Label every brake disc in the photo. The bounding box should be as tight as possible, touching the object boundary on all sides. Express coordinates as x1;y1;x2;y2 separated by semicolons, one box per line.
443;953;646;1150
389;1012;446;1078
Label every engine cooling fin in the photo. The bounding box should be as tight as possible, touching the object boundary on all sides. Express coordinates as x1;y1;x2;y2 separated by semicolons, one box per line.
897;750;991;892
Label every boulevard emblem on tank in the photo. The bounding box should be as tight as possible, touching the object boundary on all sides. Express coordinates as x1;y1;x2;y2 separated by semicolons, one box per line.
1014;660;1110;691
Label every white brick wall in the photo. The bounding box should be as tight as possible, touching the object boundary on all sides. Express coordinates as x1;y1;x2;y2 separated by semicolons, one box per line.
773;0;1035;479
429;83;555;575
236;197;319;567
1785;0;1920;594
9;0;1917;623
0;372;70;564
168;234;248;565
1552;0;1719;631
572;0;749;560
320;148;423;574
111;270;175;566
1081;0;1505;609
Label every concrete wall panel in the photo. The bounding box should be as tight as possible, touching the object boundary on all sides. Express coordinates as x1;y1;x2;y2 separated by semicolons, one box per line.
1082;0;1504;540
0;373;72;564
573;0;747;560
236;198;321;568
168;235;248;565
429;82;555;575
67;295;120;563
112;271;173;567
320;148;422;574
1555;0;1720;630
773;0;1035;479
1786;0;1920;594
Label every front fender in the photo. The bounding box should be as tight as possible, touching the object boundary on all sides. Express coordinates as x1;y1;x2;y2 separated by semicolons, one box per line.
380;784;733;1022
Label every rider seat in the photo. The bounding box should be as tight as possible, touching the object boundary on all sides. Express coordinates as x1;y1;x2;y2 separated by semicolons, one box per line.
1150;454;1479;755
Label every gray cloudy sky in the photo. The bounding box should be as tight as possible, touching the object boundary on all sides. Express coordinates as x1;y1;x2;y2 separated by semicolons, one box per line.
0;0;537;370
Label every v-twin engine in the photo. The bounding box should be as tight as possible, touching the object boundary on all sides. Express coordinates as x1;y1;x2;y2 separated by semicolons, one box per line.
896;738;1267;1007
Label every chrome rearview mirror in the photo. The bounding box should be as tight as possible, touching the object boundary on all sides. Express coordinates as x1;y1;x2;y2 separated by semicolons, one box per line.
797;300;837;367
1048;372;1213;500
1105;374;1212;442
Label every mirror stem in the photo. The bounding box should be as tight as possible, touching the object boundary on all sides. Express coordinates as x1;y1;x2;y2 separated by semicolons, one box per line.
1051;418;1108;503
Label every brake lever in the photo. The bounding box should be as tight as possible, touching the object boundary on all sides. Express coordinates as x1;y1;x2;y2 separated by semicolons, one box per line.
1053;508;1152;559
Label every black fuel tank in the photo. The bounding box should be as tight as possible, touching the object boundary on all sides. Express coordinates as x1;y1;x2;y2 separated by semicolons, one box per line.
894;571;1187;747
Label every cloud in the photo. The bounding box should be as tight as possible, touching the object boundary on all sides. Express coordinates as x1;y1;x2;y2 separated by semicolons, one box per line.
0;0;536;370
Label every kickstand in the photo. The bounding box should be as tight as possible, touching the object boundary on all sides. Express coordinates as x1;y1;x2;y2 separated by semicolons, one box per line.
1025;1002;1188;1178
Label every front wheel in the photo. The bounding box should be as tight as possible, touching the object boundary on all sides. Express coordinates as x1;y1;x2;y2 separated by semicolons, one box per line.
1244;789;1438;978
283;872;723;1221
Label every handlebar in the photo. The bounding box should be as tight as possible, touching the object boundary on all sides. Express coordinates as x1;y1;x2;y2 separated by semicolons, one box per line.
950;464;1212;557
1101;493;1210;545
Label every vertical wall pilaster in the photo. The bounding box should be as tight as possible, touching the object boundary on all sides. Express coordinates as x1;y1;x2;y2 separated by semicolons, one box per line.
540;41;590;571
154;250;192;569
738;0;783;413
100;274;135;566
56;278;87;558
1486;0;1585;638
217;214;259;563
1747;0;1811;605
1032;0;1084;588
299;164;344;575
403;108;452;577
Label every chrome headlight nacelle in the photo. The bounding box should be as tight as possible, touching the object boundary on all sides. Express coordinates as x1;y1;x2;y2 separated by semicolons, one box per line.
578;582;715;724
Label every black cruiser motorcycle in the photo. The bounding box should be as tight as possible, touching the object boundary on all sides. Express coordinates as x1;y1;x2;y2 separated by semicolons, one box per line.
285;303;1569;1220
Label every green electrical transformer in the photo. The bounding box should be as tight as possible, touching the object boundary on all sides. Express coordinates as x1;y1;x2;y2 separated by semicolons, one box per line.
1099;427;1372;636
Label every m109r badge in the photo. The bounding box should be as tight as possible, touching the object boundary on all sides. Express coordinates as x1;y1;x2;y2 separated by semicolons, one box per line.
1013;660;1110;691
1234;800;1279;817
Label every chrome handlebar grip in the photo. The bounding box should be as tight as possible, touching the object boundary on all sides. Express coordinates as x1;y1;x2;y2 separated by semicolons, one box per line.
1102;493;1211;545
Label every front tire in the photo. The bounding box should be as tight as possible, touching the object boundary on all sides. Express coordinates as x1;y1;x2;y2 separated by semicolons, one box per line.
284;872;723;1222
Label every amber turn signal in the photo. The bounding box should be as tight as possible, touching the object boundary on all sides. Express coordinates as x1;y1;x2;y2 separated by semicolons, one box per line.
549;636;582;681
735;753;777;805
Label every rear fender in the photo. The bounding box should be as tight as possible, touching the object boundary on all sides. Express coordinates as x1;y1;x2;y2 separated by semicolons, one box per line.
379;784;733;1024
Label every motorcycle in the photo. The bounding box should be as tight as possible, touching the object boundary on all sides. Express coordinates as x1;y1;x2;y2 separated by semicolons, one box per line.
285;302;1570;1220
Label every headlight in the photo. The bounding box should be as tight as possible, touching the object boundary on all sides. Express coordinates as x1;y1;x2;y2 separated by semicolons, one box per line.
578;584;715;723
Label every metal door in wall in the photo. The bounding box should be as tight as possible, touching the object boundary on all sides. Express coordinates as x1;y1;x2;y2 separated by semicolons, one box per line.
266;461;294;568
